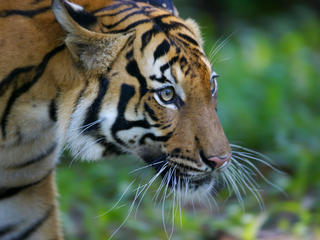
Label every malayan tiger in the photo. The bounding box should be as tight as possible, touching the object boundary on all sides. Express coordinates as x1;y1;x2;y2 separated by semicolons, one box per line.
0;0;240;239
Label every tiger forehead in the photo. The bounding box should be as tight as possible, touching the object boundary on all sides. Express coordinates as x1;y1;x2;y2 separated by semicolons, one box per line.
96;1;198;41
95;1;211;82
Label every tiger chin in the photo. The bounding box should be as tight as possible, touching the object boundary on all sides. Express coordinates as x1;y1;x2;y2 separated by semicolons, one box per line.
0;0;231;239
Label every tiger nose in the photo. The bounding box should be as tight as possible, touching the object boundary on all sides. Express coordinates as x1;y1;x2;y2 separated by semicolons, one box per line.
207;153;231;169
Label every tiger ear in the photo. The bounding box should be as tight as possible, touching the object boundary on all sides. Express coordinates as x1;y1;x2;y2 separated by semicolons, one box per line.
52;0;133;72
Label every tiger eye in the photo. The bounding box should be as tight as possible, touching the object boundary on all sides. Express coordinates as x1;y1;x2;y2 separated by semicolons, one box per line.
210;74;219;96
159;87;175;102
210;80;216;94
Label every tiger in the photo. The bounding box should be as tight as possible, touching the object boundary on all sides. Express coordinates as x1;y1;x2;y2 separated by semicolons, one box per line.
0;0;232;239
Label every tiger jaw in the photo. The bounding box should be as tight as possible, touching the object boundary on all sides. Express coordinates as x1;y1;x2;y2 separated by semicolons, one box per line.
142;153;229;194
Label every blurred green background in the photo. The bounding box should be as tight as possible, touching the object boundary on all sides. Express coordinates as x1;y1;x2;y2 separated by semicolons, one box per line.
57;0;320;239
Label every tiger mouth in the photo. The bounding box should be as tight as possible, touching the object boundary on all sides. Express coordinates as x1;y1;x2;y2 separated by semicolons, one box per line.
142;154;221;191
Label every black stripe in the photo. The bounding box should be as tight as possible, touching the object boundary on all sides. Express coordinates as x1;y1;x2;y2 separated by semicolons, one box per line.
0;169;53;200
111;84;150;145
144;103;159;121
149;74;170;84
0;66;33;97
169;161;203;172
151;15;193;35
0;223;17;237
32;0;46;4
126;59;148;99
179;56;188;71
140;27;161;52
10;143;57;169
92;3;126;14
166;20;194;34
49;97;58;122
11;206;53;240
106;19;151;34
102;7;151;29
177;33;199;46
185;66;191;76
140;15;188;52
83;77;109;133
0;45;65;138
153;39;170;61
159;56;179;73
125;49;134;60
169;153;198;164
98;6;134;17
161;124;171;129
95;136;123;155
139;131;172;144
0;6;50;18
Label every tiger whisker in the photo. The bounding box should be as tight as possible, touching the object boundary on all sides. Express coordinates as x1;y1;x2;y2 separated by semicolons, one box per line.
209;31;236;63
69;118;105;133
95;178;136;218
208;192;219;211
169;168;177;240
68;137;105;166
221;166;244;208
65;118;106;151
134;162;168;218
232;151;284;174
108;182;146;240
214;56;232;64
232;154;285;195
230;143;275;164
162;167;175;239
228;160;265;209
129;160;165;174
153;168;170;203
236;162;265;209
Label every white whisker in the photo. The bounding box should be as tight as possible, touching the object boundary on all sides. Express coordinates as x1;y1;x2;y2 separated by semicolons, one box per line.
129;160;165;174
232;155;285;195
232;151;284;174
95;179;136;218
134;163;168;218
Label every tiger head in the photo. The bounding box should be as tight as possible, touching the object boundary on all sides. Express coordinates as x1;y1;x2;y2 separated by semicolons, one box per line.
53;0;231;194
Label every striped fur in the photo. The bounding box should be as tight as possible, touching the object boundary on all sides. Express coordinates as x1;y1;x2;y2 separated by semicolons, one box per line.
0;0;231;239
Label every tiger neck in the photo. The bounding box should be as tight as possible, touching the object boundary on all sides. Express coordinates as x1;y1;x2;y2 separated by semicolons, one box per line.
0;29;77;240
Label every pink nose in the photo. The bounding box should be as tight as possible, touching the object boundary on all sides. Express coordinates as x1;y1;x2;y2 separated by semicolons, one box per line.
207;153;231;169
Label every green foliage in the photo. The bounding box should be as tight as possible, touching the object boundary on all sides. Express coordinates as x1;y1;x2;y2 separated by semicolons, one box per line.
57;4;320;240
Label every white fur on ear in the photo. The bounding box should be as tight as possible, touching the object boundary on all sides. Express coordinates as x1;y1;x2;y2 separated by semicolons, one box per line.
66;1;84;12
52;0;76;33
52;0;97;33
185;18;203;46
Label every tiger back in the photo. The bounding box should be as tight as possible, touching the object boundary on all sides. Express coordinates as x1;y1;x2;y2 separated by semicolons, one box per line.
0;0;231;239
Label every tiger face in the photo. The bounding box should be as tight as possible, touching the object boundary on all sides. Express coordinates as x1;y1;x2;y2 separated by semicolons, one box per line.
53;0;231;195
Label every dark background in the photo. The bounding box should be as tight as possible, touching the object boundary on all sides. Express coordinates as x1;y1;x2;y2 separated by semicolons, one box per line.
58;0;320;239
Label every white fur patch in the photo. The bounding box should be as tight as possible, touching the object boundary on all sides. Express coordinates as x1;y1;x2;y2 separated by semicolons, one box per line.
66;1;84;11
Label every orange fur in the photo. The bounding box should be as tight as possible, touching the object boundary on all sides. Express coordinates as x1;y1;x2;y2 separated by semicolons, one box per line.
0;0;230;238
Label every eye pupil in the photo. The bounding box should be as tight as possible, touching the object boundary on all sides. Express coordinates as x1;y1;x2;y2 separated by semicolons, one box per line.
159;87;175;102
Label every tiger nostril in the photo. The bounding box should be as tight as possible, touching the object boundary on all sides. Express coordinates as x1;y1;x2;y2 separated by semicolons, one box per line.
199;150;215;169
199;150;231;170
207;153;231;169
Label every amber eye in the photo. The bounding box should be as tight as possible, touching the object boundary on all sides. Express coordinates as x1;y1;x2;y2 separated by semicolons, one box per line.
158;86;175;103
